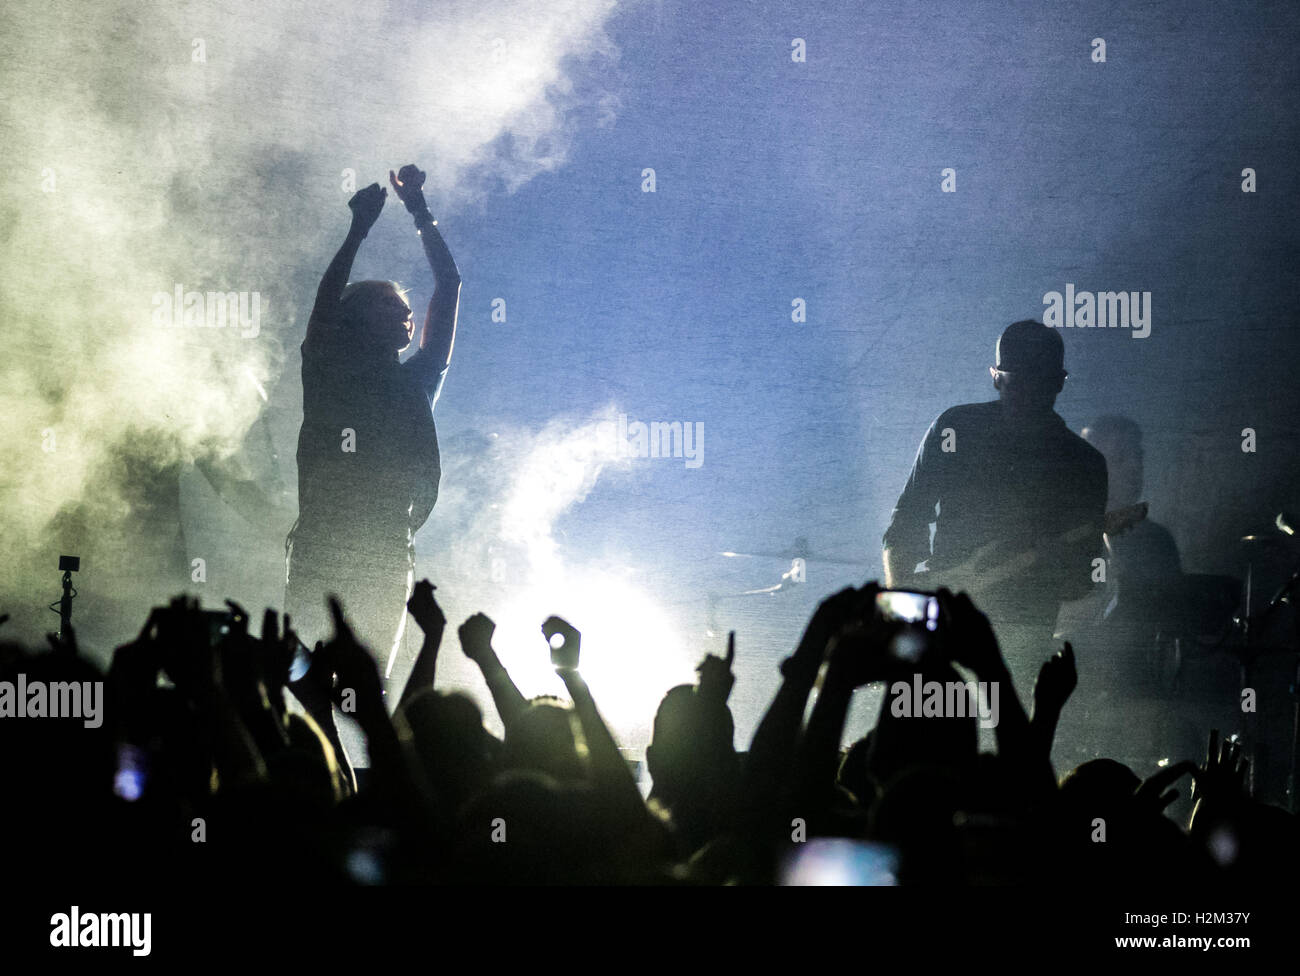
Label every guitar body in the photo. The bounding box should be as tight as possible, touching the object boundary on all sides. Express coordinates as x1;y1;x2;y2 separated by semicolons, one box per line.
922;502;1149;606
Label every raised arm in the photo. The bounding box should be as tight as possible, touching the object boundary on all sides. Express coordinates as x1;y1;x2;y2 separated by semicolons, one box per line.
742;587;860;837
458;613;528;732
942;591;1053;798
389;165;461;394
306;183;387;346
397;580;445;710
1029;641;1077;766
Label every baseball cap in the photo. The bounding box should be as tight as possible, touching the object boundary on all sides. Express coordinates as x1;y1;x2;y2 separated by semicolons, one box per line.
995;320;1067;377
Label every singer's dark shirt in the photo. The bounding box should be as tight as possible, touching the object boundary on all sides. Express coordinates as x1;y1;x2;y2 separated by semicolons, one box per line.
291;301;446;559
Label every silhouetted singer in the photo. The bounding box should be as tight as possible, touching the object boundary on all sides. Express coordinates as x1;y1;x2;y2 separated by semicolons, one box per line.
285;165;461;678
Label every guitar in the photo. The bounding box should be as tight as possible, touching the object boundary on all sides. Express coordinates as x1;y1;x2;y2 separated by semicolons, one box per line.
922;501;1149;606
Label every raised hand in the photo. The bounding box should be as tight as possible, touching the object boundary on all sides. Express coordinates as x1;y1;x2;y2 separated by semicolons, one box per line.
696;631;736;704
156;595;213;696
388;164;428;215
458;612;497;663
1191;729;1249;808
259;607;308;693
216;600;263;707
293;639;336;719
108;608;166;737
1033;641;1077;714
111;607;164;681
786;585;863;679
1134;760;1197;813
542;615;580;671
406;579;446;634
260;607;284;677
941;589;1007;680
321;596;384;717
826;583;897;687
347;182;387;234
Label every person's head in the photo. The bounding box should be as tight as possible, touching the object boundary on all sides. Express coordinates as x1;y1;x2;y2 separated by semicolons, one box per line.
645;684;737;809
1082;414;1143;507
1057;757;1141;822
341;280;413;353
989;320;1067;417
399;689;494;810
502;696;585;783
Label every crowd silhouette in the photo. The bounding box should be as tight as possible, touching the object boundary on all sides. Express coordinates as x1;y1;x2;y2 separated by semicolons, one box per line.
3;578;1297;888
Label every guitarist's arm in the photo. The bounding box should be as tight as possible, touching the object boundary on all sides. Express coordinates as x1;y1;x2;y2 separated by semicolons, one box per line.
882;417;945;588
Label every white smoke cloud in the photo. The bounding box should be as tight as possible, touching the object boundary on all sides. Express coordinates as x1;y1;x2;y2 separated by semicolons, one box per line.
429;406;696;740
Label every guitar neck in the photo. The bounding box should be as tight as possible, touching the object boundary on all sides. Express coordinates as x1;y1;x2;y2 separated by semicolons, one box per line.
936;503;1146;599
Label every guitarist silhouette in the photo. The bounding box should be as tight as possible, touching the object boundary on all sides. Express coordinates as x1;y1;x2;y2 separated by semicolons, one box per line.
882;321;1111;700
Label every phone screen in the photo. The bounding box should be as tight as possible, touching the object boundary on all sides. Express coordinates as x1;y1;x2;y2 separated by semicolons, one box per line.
875;590;940;663
875;590;939;627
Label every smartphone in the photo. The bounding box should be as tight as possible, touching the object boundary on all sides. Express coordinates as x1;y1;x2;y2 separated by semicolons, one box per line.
874;590;940;663
875;590;939;627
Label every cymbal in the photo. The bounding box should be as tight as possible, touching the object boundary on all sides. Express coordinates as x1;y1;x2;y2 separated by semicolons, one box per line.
719;536;869;566
1239;533;1291;547
718;550;868;566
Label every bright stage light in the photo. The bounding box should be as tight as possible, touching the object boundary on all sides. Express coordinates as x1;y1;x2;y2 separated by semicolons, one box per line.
490;568;697;749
